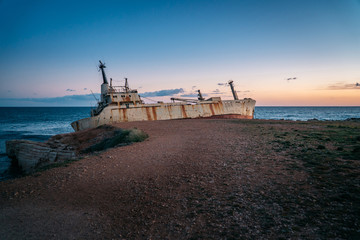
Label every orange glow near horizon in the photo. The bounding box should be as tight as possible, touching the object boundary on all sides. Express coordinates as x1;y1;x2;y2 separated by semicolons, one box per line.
253;89;360;106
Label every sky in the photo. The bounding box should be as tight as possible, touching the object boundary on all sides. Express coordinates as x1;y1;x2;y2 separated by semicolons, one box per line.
0;0;359;106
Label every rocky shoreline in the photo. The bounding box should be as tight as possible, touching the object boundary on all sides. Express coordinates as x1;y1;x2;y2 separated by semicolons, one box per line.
5;125;148;174
6;140;76;174
0;119;359;239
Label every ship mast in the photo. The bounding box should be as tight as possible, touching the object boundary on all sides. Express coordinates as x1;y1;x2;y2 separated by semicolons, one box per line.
124;78;129;93
197;90;205;101
99;60;108;84
99;60;109;103
228;80;239;100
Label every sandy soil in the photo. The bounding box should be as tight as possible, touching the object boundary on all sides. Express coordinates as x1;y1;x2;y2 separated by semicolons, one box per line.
0;119;359;239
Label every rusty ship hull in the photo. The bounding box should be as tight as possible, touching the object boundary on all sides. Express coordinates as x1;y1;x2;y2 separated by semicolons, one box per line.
71;61;256;132
72;99;255;131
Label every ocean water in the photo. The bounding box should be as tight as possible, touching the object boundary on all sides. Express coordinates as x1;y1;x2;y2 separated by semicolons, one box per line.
0;106;359;181
255;106;360;121
0;107;91;181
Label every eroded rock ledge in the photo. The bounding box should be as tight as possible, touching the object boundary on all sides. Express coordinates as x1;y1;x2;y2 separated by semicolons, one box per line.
6;125;148;174
6;140;76;174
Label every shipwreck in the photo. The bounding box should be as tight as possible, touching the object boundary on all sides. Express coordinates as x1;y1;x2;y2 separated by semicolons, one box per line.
71;61;256;131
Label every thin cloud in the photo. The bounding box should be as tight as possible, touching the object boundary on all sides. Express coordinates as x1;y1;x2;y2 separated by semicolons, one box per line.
83;88;87;90
211;89;225;95
180;94;199;98
66;89;76;92
327;83;360;90
180;93;209;98
217;83;226;86
140;88;184;97
0;94;100;106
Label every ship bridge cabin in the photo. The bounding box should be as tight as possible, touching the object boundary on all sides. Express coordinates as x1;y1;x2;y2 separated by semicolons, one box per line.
108;88;143;106
91;61;144;116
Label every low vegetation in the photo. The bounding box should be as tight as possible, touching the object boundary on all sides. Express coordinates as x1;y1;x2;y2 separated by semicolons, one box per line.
82;128;148;153
267;120;360;238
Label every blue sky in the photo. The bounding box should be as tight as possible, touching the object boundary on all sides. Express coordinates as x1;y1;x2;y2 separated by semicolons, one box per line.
0;0;359;106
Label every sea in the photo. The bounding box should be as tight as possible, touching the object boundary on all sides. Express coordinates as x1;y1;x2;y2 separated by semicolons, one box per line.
0;106;360;181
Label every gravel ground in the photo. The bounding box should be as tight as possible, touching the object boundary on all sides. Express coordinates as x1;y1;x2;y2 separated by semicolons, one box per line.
0;118;359;239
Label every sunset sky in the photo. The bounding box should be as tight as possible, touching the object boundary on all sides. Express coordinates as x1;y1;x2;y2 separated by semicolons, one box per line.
0;0;359;106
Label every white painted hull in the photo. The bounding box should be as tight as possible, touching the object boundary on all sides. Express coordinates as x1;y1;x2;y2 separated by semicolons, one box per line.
71;98;256;131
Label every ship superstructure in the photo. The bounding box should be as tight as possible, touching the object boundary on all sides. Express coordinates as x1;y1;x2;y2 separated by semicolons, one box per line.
71;61;256;131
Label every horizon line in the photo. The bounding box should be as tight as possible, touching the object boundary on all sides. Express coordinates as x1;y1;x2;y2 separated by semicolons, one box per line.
0;105;359;108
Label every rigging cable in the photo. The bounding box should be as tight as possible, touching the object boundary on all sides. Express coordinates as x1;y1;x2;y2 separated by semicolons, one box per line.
140;96;158;103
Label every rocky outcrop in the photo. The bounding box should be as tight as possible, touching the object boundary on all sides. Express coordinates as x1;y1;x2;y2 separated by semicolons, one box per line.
6;140;76;174
5;125;148;174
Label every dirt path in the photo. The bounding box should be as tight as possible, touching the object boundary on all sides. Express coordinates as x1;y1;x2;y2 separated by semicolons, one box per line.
1;119;359;239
